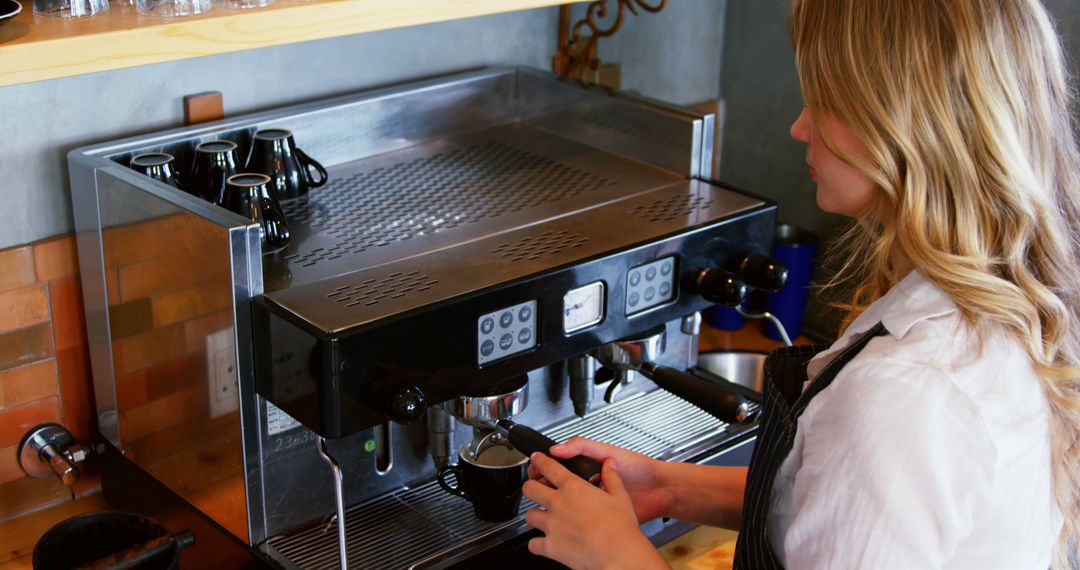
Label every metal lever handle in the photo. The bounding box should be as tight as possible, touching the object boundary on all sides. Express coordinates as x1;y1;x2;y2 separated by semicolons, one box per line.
42;444;80;486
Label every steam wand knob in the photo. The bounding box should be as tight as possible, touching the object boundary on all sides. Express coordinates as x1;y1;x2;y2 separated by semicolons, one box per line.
693;269;748;307
738;254;788;293
385;384;426;424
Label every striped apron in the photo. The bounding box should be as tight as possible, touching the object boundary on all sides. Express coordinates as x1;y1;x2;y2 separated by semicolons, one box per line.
733;322;887;569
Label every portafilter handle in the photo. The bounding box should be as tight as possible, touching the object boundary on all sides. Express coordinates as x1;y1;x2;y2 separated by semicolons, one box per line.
494;420;602;485
638;362;753;424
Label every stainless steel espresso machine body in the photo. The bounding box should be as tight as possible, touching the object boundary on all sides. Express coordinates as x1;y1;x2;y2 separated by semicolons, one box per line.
68;68;775;569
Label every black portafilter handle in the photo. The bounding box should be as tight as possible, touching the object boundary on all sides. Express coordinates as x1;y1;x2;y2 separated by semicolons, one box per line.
495;420;603;485
638;362;752;424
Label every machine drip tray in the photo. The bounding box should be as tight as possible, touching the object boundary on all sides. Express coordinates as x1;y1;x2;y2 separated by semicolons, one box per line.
264;389;755;570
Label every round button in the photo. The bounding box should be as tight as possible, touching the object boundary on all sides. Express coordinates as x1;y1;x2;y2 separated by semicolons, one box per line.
660;260;673;276
480;339;495;357
518;328;532;344
628;291;640;307
629;271;641;287
499;311;514;328
644;286;656;302
480;317;495;335
499;334;513;350
645;267;657;281
659;282;671;297
518;305;532;322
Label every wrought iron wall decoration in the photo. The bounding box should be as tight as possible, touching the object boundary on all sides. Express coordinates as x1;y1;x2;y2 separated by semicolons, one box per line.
553;0;668;83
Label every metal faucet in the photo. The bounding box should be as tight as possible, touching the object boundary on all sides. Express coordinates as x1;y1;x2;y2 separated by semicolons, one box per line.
18;423;91;486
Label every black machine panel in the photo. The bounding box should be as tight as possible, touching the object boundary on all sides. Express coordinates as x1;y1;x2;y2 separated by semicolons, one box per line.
253;181;776;437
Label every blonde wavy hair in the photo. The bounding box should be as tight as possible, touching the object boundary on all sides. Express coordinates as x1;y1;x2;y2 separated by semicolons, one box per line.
789;0;1080;565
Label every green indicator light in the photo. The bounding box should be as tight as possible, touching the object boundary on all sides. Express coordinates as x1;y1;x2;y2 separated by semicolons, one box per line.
363;440;376;453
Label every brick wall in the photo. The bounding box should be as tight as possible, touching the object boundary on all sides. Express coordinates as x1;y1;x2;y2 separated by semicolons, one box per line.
98;211;248;540
0;236;97;521
0;216;246;537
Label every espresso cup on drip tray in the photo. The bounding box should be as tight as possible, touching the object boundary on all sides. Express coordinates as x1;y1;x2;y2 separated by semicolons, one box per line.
223;173;291;251
191;140;240;206
129;152;182;190
245;128;327;200
437;441;528;522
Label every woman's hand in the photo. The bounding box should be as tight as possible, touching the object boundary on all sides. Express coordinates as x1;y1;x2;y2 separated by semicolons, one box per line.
523;452;669;570
528;436;672;523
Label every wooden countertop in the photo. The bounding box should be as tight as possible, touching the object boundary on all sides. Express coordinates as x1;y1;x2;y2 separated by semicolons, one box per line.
0;493;109;570
660;525;739;570
0;0;583;87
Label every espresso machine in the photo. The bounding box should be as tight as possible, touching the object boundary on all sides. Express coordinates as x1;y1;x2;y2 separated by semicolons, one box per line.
68;67;780;569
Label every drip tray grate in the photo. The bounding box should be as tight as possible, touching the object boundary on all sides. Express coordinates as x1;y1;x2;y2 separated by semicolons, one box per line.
265;389;745;570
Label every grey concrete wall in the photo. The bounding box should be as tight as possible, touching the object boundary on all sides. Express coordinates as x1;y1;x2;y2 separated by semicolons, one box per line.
592;0;726;105
0;1;727;251
718;0;1080;339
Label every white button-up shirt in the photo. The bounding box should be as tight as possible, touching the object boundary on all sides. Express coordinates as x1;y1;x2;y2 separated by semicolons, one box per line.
768;271;1062;569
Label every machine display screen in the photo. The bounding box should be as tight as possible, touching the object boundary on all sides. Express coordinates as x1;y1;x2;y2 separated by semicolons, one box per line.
477;300;538;365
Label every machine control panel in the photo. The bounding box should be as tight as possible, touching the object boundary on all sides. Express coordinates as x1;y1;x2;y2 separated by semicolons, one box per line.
625;256;676;316
477;300;538;365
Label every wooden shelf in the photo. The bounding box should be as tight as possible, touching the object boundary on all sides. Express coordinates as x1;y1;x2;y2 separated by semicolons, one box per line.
0;0;579;87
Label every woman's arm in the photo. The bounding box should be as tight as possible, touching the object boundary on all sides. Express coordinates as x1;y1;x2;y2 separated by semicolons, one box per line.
656;462;747;530
536;437;748;528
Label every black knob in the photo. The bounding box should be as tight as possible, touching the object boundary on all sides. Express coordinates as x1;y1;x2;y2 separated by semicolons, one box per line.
738;254;788;292
385;384;426;424
694;269;748;307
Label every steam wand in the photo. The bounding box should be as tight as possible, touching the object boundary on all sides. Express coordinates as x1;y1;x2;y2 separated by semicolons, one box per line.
734;305;793;347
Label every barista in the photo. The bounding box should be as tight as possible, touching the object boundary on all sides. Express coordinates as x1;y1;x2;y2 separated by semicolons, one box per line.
522;1;1080;568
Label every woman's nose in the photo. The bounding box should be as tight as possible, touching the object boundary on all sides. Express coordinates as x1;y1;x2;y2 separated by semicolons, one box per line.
790;108;811;143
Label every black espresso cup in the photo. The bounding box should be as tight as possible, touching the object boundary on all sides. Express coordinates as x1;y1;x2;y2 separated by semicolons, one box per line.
245;128;328;200
191;140;240;205
223;173;290;251
437;441;529;522
130;152;182;190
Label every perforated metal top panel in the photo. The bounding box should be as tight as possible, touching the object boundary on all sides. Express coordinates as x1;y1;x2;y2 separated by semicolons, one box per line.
263;124;681;293
280;139;615;270
261;124;764;334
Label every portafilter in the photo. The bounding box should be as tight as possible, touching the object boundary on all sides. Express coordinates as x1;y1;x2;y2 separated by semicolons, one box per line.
454;375;602;484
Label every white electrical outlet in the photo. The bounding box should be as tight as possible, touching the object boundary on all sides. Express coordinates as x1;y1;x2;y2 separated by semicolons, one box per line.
206;328;239;418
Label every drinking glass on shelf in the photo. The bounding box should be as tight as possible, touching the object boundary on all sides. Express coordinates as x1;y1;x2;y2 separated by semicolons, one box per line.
33;0;108;18
214;0;271;9
135;0;209;17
